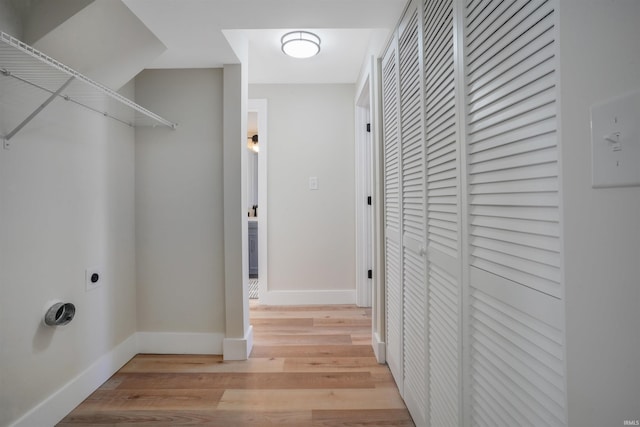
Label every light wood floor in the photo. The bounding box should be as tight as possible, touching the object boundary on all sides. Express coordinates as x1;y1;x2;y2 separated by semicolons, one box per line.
58;302;414;426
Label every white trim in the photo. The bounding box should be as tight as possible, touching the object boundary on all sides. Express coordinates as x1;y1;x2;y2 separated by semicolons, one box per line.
372;54;387;364
355;68;374;308
258;289;356;306
137;332;224;354
373;331;386;364
223;325;254;360
9;334;138;427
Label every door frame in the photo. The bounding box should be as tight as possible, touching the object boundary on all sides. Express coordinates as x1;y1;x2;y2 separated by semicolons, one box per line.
355;76;374;308
355;55;387;364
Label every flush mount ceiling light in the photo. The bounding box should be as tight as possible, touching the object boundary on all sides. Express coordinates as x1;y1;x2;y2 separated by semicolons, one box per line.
281;31;321;59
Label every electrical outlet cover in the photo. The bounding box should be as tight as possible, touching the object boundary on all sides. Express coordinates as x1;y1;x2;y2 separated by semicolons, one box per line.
85;267;102;291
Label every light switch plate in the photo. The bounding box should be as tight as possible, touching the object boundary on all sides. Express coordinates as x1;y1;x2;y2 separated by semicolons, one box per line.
591;90;640;187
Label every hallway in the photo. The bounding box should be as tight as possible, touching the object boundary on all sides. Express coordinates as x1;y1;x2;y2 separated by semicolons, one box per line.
57;304;414;426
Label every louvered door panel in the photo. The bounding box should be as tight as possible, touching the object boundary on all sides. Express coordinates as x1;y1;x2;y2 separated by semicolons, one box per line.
424;0;460;426
464;0;567;425
464;0;561;299
469;269;566;427
425;0;458;260
399;5;428;426
382;41;403;389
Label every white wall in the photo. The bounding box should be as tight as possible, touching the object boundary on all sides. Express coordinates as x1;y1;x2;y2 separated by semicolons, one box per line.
135;69;226;337
31;0;166;91
0;7;137;423
21;0;93;44
559;1;640;425
0;0;23;38
248;84;356;303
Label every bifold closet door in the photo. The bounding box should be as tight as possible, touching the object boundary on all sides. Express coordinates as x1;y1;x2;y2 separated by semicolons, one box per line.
423;0;461;426
381;35;404;392
398;2;428;426
463;0;567;425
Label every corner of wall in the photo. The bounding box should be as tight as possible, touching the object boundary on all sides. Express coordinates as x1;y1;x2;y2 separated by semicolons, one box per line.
9;333;138;427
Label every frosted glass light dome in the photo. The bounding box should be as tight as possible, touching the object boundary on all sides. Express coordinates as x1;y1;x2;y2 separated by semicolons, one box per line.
281;31;321;59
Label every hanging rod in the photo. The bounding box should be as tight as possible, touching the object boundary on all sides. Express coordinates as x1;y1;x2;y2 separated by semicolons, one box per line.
0;31;177;147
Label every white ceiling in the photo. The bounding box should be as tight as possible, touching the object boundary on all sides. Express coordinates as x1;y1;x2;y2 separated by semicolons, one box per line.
121;0;407;84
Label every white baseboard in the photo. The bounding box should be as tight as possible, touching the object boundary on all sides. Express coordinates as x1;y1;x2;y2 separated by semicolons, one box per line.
373;331;386;364
137;331;224;354
259;289;356;305
10;333;138;427
10;330;237;427
223;325;254;360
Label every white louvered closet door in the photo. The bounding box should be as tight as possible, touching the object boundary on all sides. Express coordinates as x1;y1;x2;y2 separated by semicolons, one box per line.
423;0;460;426
398;3;428;426
463;0;567;425
381;36;404;392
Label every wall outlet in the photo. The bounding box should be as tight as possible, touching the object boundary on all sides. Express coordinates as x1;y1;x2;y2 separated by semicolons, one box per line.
309;176;319;190
85;267;102;291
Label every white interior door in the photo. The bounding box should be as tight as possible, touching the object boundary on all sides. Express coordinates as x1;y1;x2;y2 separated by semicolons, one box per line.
462;0;567;425
398;3;429;426
423;0;461;426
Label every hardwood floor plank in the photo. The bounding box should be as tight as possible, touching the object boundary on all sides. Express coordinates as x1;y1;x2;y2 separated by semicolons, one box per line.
313;317;372;327
71;389;223;411
250;304;364;312
351;334;375;345
58;410;312;426
253;325;372;336
252;333;352;346
312;409;415;426
113;372;374;390
217;389;407;412
250;310;370;319
250;317;315;326
282;357;385;372
119;355;284;373
250;345;374;358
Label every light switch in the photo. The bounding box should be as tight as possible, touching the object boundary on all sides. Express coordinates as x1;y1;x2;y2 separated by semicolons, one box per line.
591;90;640;187
309;176;319;190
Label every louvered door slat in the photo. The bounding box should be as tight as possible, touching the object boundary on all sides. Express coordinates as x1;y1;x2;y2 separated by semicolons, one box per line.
469;205;559;222
467;10;555;78
470;130;556;163
464;0;566;423
425;0;449;46
468;43;555;108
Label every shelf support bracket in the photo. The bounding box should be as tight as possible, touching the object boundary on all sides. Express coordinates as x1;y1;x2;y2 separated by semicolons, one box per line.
3;76;75;150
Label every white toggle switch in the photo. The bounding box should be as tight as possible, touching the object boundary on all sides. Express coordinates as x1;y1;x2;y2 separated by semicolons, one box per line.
604;132;621;151
591;90;640;187
309;176;319;190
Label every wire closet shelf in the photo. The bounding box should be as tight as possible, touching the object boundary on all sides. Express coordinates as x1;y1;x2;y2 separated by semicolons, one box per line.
0;31;177;145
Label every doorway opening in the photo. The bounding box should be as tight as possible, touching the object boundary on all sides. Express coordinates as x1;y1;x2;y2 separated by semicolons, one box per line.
247;99;268;301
